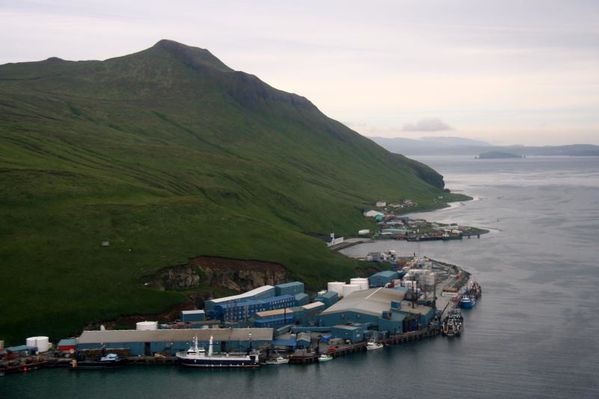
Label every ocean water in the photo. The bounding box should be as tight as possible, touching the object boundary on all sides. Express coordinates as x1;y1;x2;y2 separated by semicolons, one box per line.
2;156;598;399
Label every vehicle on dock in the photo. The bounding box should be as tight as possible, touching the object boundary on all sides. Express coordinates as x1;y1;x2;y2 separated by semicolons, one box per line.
318;354;333;362
366;341;384;351
71;353;127;369
176;336;260;368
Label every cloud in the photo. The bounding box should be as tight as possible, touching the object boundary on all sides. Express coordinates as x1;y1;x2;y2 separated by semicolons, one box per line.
402;118;452;132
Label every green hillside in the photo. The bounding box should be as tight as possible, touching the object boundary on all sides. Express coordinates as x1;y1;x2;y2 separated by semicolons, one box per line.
0;40;461;343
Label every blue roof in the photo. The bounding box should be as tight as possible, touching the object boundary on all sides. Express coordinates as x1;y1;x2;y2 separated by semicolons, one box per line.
272;338;297;346
371;271;398;278
276;281;304;288
58;338;78;346
6;345;32;352
332;325;362;331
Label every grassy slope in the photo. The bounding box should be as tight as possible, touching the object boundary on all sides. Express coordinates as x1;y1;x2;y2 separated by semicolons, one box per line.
0;40;460;343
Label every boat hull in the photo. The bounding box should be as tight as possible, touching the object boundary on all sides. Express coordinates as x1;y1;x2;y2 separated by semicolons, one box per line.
178;358;259;368
71;360;127;370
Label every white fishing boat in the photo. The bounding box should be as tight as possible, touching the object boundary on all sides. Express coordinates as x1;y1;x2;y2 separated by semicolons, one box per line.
176;336;260;368
366;341;384;351
265;355;289;365
318;354;333;362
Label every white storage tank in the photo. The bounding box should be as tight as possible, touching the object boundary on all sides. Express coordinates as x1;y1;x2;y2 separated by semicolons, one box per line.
342;284;360;297
136;321;158;331
350;278;369;291
358;229;371;236
26;336;50;352
404;280;416;289
424;272;436;286
327;282;345;297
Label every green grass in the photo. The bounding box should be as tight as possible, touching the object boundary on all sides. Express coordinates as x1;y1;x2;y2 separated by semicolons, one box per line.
0;40;462;344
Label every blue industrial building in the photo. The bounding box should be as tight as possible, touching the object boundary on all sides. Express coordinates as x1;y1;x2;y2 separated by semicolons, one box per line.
275;281;304;296
296;332;311;349
294;293;309;306
253;308;295;328
205;285;276;316
314;291;339;308
214;294;296;322
76;328;273;356
330;325;366;342
369;271;399;287
318;288;434;335
297;301;326;324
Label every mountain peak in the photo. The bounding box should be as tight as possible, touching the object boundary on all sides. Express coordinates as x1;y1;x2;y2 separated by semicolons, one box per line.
149;39;232;72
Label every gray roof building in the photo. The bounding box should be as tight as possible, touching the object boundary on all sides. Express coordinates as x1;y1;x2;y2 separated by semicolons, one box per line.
320;288;406;317
78;328;273;344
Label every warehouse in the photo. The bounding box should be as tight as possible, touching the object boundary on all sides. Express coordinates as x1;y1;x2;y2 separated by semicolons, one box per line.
369;271;399;287
275;281;304;296
205;285;276;315
76;328;273;356
319;288;406;326
330;325;366;342
294;293;309;306
314;291;339;308
214;294;296;322
397;301;436;328
254;308;295;328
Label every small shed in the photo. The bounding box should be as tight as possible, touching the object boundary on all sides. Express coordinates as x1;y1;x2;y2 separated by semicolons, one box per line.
57;338;78;352
331;325;365;343
181;310;206;323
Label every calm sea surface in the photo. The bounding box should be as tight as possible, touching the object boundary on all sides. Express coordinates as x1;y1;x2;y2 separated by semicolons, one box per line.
2;156;599;399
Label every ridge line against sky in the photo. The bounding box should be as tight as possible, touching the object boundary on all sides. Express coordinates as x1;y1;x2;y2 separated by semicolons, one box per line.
1;0;599;145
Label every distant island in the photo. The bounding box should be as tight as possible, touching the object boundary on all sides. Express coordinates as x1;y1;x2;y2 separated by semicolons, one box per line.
371;136;599;157
476;151;523;159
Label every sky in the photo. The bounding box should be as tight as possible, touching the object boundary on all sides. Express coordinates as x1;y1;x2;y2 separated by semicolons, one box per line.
1;0;599;145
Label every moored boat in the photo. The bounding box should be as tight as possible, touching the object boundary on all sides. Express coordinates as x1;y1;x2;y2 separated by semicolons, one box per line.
265;355;289;365
442;309;464;337
176;336;260;368
71;353;127;369
366;341;384;351
318;354;333;362
459;295;476;309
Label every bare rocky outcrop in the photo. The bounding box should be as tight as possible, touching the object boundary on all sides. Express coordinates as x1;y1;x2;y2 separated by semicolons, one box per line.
148;256;288;293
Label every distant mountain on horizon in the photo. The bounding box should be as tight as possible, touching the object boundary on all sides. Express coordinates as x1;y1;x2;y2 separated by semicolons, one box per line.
370;136;599;156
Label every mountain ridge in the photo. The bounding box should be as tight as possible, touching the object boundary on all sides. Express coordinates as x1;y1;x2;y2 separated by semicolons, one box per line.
0;40;461;343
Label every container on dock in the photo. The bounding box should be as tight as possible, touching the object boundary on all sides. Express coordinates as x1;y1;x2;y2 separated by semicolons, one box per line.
327;282;345;297
350;278;369;291
136;321;158;331
26;336;50;352
57;338;77;352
